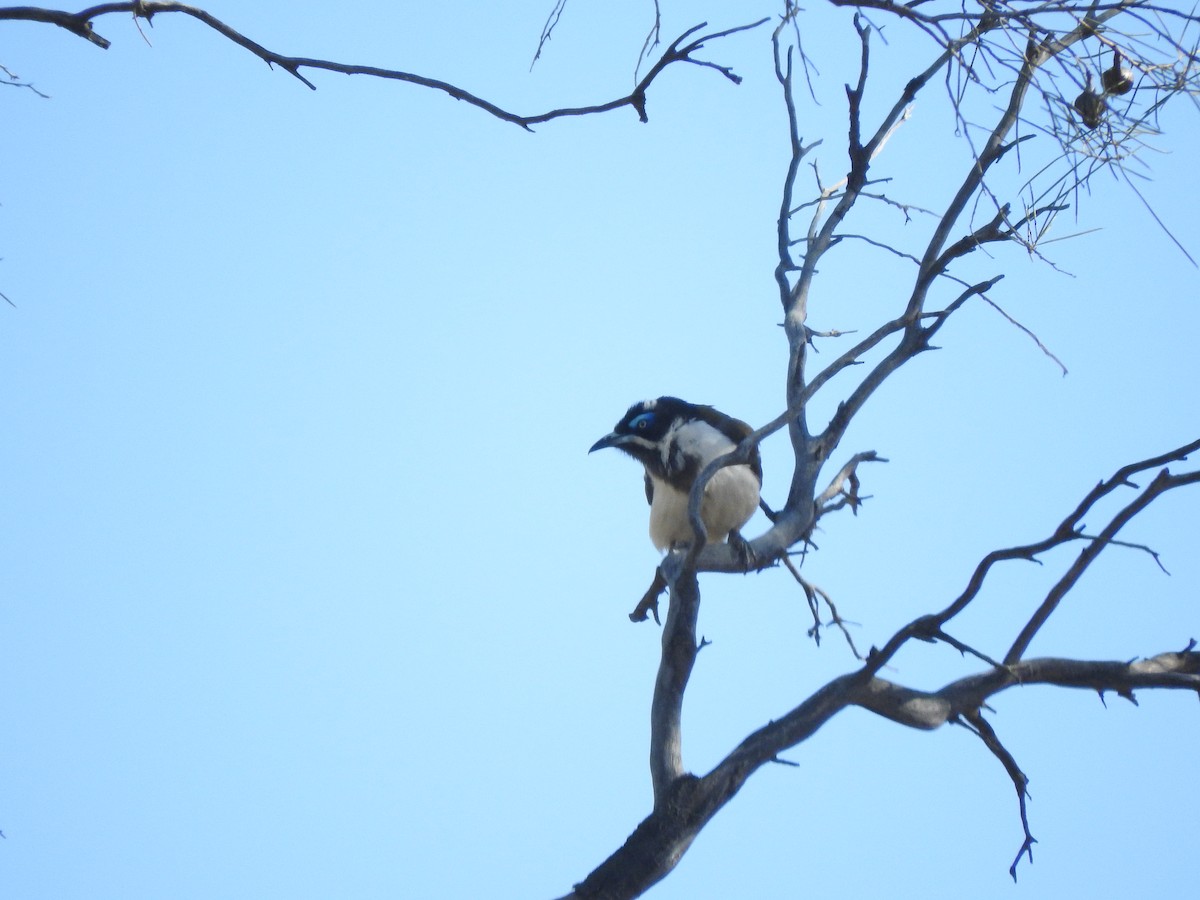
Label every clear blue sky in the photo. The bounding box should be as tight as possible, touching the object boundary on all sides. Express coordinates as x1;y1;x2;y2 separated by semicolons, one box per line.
2;3;1197;898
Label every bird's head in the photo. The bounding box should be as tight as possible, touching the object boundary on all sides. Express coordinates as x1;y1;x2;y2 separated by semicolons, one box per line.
588;396;692;466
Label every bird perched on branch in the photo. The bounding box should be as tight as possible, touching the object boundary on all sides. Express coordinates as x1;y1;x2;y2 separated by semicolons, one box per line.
589;396;761;552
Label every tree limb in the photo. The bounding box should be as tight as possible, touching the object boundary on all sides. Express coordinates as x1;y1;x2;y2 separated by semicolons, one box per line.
563;644;1199;898
578;433;1198;895
868;438;1200;673
0;4;767;128
649;566;700;801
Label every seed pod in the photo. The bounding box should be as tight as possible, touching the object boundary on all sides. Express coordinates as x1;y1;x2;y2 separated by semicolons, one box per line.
1074;89;1106;128
1102;51;1134;95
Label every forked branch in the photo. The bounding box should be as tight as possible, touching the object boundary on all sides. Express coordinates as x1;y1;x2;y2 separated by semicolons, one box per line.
585;432;1198;897
563;639;1199;898
0;4;766;128
869;438;1200;673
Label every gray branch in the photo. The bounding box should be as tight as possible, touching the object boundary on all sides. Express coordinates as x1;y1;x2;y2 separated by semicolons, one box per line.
0;4;766;128
562;644;1199;899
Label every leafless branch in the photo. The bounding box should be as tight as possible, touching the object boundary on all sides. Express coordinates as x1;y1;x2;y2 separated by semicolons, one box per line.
565;637;1200;898
782;555;863;657
634;0;663;83
530;0;569;70
868;438;1200;674
1004;467;1200;664
978;294;1069;375
814;450;885;513
0;4;766;128
578;432;1197;894
0;60;50;96
959;709;1036;880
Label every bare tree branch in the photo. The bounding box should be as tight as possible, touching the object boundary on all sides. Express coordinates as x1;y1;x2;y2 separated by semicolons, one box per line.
634;0;663;83
530;0;569;70
782;555;864;656
1005;467;1200;663
649;568;700;802
0;59;50;96
586;414;1197;896
813;450;886;518
867;438;1200;673
0;4;767;128
565;641;1200;898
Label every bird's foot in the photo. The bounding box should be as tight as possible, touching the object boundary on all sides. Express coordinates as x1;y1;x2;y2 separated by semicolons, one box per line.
727;530;759;571
629;569;667;624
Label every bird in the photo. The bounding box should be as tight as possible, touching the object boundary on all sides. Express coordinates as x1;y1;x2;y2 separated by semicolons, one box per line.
589;396;762;552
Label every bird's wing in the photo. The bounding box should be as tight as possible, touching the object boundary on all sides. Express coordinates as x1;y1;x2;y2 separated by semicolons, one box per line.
692;405;763;484
644;471;655;506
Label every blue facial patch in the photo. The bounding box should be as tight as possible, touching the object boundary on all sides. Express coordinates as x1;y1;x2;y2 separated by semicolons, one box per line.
629;412;655;431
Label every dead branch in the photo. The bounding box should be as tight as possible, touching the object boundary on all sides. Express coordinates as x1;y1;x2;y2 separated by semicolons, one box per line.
782;555;863;656
0;4;766;128
563;642;1199;898
578;433;1198;896
959;709;1036;879
978;294;1069;375
530;0;569;70
814;450;886;517
1005;467;1200;663
868;438;1200;674
0;60;50;96
649;565;700;803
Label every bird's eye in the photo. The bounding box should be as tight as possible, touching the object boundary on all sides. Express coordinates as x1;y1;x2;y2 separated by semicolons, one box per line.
629;412;654;430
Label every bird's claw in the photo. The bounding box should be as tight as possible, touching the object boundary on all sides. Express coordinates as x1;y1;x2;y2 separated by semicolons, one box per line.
728;530;759;571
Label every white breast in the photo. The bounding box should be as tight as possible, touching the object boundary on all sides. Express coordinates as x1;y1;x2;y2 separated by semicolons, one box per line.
647;464;760;551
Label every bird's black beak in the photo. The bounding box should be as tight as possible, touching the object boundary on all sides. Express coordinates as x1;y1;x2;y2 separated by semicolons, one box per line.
589;433;623;453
